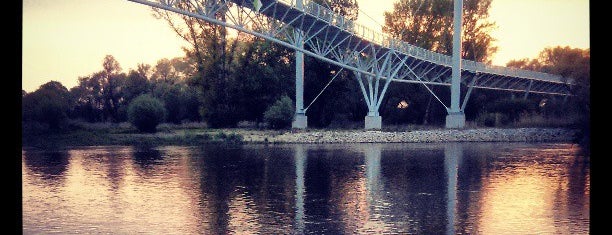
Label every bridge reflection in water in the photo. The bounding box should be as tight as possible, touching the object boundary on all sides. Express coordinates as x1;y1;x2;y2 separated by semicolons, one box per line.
22;143;589;234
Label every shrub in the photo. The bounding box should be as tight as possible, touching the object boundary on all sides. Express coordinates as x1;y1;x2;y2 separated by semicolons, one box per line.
475;111;513;127
127;94;167;133
486;98;536;123
263;95;295;129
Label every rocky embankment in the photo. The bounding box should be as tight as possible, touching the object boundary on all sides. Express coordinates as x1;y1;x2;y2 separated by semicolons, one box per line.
241;128;577;143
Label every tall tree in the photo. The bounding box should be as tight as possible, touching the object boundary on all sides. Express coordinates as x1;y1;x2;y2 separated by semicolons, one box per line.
383;0;497;62
154;1;246;127
70;55;127;122
151;58;177;83
100;55;126;122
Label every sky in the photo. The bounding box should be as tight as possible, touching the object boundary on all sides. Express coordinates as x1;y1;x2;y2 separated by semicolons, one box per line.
22;0;589;92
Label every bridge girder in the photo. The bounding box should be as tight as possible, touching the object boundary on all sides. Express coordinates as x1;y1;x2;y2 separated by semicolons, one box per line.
129;0;575;129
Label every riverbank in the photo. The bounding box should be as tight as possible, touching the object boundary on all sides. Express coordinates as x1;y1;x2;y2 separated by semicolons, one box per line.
22;125;578;148
251;127;577;143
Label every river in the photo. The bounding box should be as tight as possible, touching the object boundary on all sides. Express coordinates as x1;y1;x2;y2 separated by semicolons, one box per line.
22;142;589;234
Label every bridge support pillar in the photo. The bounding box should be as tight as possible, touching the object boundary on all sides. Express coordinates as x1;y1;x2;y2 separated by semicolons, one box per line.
445;112;465;129
292;5;307;130
365;112;382;130
292;113;308;129
446;0;464;129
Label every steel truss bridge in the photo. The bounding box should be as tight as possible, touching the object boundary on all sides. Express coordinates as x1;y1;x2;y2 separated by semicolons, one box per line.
129;0;573;129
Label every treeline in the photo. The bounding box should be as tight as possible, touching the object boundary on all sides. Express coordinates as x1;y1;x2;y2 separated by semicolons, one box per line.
22;45;589;132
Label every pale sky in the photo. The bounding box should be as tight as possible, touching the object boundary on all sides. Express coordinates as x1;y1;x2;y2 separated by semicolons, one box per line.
22;0;589;92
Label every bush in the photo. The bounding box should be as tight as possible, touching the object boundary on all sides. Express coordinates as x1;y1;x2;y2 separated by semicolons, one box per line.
486;98;536;123
476;112;509;127
127;94;167;133
263;95;295;129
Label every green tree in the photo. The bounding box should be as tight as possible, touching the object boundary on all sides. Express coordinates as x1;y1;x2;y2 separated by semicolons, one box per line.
71;55;127;122
123;64;152;104
233;38;294;123
155;1;246;127
151;58;179;83
22;81;71;129
383;0;497;62
264;95;295;129
128;94;167;133
152;82;188;124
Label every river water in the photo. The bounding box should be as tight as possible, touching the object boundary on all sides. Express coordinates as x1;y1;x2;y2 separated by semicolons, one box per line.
22;142;589;234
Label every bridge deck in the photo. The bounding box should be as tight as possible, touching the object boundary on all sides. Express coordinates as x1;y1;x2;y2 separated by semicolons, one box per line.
130;0;572;96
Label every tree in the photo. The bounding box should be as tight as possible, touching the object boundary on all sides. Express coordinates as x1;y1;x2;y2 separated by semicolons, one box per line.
233;38;294;123
383;0;497;62
124;65;152;104
151;82;185;124
22;81;71;129
506;58;541;71
505;46;589;97
155;1;245;127
69;55;128;122
313;0;359;21
538;46;590;84
151;58;178;83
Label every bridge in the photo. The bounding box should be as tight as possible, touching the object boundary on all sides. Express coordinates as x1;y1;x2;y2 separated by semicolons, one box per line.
128;0;573;129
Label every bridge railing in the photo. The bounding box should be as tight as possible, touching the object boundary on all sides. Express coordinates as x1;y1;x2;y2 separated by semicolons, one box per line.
276;0;568;84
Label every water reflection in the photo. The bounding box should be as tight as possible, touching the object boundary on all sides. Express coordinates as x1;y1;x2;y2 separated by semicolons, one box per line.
132;145;164;171
22;143;589;234
444;143;462;235
294;145;306;234
22;150;70;182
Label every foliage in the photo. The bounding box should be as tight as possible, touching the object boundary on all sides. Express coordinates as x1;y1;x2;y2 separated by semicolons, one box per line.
127;94;167;133
506;46;589;143
263;95;295;129
22;81;71;130
313;0;359;21
485;98;536;123
152;83;184;124
232;38;294;123
69;55;126;122
475;112;508;127
383;0;497;63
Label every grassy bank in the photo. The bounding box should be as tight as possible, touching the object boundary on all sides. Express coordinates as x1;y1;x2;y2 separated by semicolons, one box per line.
22;121;249;148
